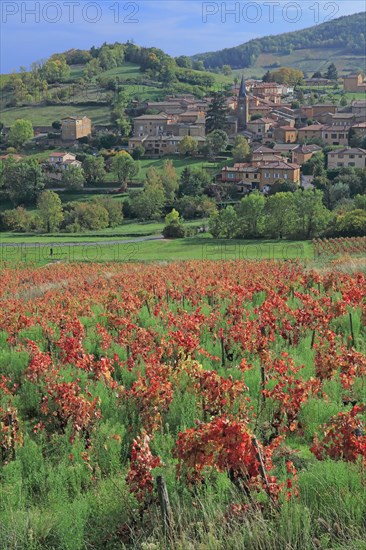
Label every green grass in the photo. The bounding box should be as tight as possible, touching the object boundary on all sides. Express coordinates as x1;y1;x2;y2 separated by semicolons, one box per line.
0;237;314;265
0;104;112;127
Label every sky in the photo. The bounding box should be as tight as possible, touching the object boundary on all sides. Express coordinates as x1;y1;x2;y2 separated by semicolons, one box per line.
0;1;364;73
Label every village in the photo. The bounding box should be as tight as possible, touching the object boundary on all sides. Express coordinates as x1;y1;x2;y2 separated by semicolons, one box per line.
1;71;366;199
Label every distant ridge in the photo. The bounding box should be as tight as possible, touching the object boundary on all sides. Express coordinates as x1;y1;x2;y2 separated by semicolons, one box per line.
191;12;366;73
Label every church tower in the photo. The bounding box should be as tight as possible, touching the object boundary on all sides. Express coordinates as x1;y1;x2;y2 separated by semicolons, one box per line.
237;75;249;130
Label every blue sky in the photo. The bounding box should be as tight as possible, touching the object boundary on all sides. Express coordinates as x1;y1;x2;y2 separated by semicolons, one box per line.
0;1;364;73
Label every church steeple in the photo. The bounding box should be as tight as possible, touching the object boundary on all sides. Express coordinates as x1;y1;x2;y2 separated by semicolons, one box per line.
239;75;247;98
237;74;249;130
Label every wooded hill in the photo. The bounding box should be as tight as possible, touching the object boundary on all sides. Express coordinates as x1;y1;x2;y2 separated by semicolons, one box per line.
192;12;366;73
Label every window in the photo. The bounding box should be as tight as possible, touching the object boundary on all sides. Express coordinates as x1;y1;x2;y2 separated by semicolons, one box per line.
274;173;280;179
284;174;288;179
325;134;328;138
349;154;355;158
331;133;337;139
339;134;344;139
227;173;235;179
337;162;344;167
348;162;355;167
264;172;270;178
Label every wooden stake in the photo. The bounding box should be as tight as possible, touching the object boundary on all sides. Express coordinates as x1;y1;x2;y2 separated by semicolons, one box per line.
156;475;174;541
311;330;316;349
349;312;355;348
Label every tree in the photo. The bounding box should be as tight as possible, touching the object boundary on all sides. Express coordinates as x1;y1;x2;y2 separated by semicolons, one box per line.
161;160;179;202
179;136;198;157
335;209;366;236
132;145;145;160
354;194;366;211
61;165;85;190
269;67;304;86
112;152;139;191
82;156;106;185
265;192;297;238
209;206;237;238
94;197;123;227
293;189;331;238
162;208;185;238
312;71;323;78
232;135;250;163
8;119;33;148
205;130;228;158
1;207;35;232
131;180;166;220
236;191;265;237
325;63;338;81
63;202;109;231
175;195;216;219
3;157;44;205
179;168;211;197
222;65;232;75
37;190;64;233
205;91;230;133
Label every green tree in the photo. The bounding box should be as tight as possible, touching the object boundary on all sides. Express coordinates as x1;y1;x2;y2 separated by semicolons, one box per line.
131;180;166;220
232;135;250;163
205;91;229;133
205;130;228;158
265;192;296;238
131;145;145;160
1;207;35;232
37;190;64;233
82;156;106;185
354;194;366;211
61;165;85;190
94;198;123;227
325;63;338;81
112;152;139;191
3;157;44;205
8;119;33;148
63;202;109;231
179;168;211;197
236;191;265;237
335;209;366;236
161;160;179;202
209;205;237;238
222;64;232;75
179;136;198;156
162;208;185;238
293;189;331;238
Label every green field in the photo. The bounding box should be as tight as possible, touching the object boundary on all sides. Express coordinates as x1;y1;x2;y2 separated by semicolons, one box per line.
0;237;314;266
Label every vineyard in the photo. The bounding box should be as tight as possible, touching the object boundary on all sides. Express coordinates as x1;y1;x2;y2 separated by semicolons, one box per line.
0;260;365;549
313;237;366;258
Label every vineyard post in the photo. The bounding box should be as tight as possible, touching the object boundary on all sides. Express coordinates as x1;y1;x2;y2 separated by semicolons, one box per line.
221;337;226;368
156;475;174;542
349;312;355;348
251;436;277;508
145;300;151;317
311;330;316;349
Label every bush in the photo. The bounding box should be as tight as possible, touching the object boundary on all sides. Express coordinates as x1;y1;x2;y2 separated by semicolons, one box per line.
162;221;186;238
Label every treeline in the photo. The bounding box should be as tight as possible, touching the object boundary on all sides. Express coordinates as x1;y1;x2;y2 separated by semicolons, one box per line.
0;191;123;233
209;190;366;240
192;12;365;68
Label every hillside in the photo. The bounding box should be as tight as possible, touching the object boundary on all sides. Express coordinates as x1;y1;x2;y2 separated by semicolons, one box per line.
192;12;366;74
0;44;232;128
